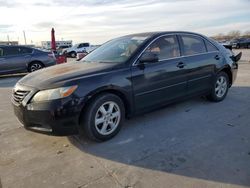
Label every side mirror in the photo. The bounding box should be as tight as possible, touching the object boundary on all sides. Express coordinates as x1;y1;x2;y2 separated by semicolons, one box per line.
139;52;158;63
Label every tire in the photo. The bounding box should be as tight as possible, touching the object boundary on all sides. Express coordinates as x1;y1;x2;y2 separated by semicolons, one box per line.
28;61;44;72
236;44;240;49
80;93;125;141
248;44;250;49
207;72;229;102
70;51;77;58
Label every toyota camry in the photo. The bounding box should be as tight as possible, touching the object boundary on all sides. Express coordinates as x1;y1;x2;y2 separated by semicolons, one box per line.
12;31;241;141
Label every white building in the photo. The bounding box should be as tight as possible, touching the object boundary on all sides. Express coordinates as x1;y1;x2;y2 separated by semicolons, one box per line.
0;41;19;45
41;40;72;49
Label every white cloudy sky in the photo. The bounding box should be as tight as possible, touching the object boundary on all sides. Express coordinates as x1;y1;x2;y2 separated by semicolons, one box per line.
0;0;249;45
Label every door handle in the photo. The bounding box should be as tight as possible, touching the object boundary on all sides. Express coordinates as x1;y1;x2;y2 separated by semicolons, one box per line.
176;62;186;68
214;55;220;60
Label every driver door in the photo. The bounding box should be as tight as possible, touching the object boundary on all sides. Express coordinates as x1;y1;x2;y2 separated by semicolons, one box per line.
131;35;188;111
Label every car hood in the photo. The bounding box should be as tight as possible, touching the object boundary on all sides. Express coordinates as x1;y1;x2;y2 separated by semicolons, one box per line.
18;62;115;90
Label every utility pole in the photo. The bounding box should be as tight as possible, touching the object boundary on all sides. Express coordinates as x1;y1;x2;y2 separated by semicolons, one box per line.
7;35;10;42
23;31;27;45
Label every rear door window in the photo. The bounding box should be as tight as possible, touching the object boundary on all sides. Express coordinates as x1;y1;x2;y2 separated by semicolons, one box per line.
146;35;180;60
180;35;206;56
19;47;33;54
205;40;218;52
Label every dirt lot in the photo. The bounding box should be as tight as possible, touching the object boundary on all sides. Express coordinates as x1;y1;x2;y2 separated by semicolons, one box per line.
0;50;250;188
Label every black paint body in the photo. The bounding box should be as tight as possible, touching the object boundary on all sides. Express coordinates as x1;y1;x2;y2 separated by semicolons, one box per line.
12;32;238;135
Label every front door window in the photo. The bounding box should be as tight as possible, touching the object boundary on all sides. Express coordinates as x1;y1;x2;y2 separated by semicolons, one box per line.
146;35;180;60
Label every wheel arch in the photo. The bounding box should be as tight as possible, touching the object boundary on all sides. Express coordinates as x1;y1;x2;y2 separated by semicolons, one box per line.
78;86;133;124
217;65;233;87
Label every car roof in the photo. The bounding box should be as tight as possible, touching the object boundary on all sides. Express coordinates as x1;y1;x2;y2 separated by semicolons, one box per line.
123;31;206;38
0;45;34;48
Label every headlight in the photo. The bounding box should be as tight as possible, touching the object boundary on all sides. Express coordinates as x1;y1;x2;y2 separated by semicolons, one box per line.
32;85;78;102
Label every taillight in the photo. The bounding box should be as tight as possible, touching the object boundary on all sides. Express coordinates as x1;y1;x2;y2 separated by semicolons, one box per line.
48;53;56;59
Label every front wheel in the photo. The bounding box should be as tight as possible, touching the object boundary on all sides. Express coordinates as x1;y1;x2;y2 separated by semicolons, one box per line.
80;93;125;141
70;51;77;58
207;72;229;102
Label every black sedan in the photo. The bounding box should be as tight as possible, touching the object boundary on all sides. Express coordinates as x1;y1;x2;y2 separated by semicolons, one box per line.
12;31;240;141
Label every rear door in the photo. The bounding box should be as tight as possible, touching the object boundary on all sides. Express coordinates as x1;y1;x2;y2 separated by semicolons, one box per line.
132;35;188;111
178;34;222;96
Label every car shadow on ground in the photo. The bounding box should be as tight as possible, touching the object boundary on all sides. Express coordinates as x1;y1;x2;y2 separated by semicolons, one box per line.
68;86;250;187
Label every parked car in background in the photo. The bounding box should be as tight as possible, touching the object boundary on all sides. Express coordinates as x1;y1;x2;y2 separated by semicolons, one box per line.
56;45;72;52
12;31;241;141
63;43;97;58
218;40;233;50
231;38;250;49
218;40;231;46
0;45;56;75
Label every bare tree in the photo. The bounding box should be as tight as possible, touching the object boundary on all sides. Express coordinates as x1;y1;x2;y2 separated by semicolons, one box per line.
228;30;241;39
211;30;250;41
213;33;225;41
243;30;250;37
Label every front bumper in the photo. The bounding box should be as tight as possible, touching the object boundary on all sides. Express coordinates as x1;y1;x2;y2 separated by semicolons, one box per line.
12;89;83;136
232;66;238;85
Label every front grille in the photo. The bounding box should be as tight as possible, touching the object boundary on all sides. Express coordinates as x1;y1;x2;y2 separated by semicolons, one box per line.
12;90;30;105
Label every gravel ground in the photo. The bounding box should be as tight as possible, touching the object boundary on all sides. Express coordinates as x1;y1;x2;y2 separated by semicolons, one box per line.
234;49;250;63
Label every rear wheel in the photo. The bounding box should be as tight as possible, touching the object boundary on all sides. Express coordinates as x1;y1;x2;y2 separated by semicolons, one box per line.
28;62;44;72
207;72;229;102
80;93;125;141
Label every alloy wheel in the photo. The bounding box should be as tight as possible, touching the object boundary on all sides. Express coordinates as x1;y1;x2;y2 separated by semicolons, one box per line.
94;101;121;136
30;63;42;72
215;76;227;98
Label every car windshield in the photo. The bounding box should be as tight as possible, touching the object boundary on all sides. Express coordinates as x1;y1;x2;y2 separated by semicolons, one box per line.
80;35;149;63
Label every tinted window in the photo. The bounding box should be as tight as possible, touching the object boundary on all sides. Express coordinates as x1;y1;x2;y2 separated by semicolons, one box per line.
4;47;19;56
78;43;89;48
78;44;83;48
205;40;218;52
82;43;90;47
19;47;33;54
146;35;180;60
181;35;206;56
